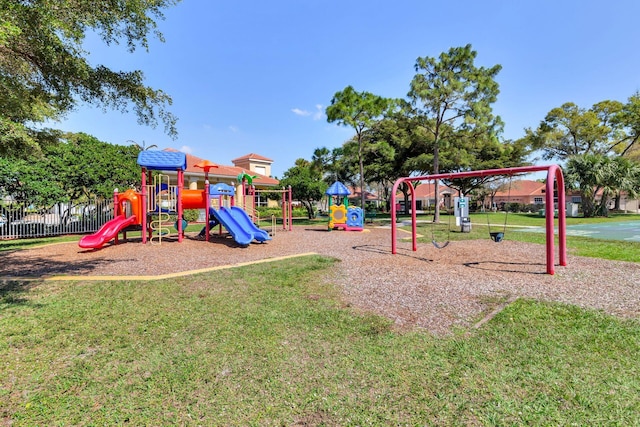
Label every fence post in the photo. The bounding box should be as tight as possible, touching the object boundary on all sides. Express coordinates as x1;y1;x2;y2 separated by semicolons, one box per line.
113;188;119;244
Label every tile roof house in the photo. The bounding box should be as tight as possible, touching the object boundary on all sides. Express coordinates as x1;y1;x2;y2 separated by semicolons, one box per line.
163;148;280;189
345;186;381;205
156;149;281;214
396;181;458;210
230;153;274;178
398;179;551;211
493;179;640;213
492;180;547;207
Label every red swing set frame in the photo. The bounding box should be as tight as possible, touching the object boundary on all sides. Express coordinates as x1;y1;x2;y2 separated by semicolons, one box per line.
390;165;567;275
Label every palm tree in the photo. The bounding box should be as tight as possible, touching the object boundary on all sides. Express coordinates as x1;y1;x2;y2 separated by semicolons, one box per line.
128;140;158;151
566;154;640;217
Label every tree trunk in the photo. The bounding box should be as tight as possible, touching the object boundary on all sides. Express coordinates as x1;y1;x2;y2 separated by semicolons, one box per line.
303;201;314;219
581;190;596;218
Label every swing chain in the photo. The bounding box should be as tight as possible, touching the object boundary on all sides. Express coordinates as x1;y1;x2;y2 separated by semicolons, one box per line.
487;175;513;243
429;179;451;249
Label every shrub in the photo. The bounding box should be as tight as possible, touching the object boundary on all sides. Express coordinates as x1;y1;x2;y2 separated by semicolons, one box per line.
183;209;200;222
256;206;308;218
256;207;282;218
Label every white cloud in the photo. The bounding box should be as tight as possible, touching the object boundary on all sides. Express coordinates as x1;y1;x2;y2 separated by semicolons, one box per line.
293;105;324;120
313;104;324;121
228;125;239;132
292;108;311;117
180;145;193;154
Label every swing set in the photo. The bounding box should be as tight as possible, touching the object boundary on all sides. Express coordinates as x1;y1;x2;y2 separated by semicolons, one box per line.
423;177;507;249
390;165;567;275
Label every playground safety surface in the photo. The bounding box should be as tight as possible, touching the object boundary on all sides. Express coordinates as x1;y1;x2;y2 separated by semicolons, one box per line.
2;225;639;335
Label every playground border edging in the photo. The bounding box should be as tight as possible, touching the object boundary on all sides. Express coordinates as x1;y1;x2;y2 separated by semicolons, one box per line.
0;252;319;283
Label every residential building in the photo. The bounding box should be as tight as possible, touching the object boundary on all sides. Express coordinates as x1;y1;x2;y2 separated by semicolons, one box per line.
395;181;457;212
159;149;281;218
492;180;547;208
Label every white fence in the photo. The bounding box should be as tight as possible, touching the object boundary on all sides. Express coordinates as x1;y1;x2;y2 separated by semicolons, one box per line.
0;198;113;239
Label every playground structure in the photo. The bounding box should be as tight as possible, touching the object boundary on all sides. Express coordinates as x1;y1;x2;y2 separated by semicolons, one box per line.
325;181;364;232
79;151;271;249
390;165;567;275
248;185;293;234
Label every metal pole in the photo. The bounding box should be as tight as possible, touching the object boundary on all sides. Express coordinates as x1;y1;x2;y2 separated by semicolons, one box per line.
177;169;183;243
113;188;119;245
288;185;293;231
141;168;147;244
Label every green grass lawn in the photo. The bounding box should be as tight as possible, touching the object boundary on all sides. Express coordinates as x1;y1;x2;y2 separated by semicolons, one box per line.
1;214;639;424
1;256;639;425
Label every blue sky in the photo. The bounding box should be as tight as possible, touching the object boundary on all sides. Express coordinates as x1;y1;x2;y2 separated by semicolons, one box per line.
57;0;640;178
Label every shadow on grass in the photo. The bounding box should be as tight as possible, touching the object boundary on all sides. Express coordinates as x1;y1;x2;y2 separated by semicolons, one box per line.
0;253;116;278
0;280;44;310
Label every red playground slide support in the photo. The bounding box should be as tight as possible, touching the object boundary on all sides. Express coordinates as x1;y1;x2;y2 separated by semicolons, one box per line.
78;215;137;249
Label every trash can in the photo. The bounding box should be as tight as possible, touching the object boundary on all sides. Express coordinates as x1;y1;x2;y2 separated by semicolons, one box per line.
461;217;471;233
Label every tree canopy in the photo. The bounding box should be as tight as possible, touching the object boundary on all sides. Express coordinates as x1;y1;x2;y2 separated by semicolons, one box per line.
0;0;180;158
279;159;327;219
522;94;640;161
326;86;395;209
520;94;640;216
320;46;531;213
0;132;140;207
565;154;640;217
407;44;504;220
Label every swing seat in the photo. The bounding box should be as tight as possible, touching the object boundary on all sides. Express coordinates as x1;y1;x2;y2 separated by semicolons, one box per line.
489;232;504;243
432;239;450;249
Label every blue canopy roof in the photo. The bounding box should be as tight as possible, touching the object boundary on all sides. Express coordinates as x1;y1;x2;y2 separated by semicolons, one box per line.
137;150;187;171
325;181;351;196
209;183;235;196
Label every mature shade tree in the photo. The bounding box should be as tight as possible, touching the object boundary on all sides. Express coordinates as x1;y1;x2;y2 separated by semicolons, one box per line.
524;94;640;160
525;102;619;159
408;44;502;222
311;147;332;178
310;146;352;185
280;158;327;219
1;133;139;202
626;143;640;163
0;0;180;158
357;110;432;211
444;132;531;197
0;132;140;225
48;132;141;200
0;156;65;206
326;86;395;209
521;94;640;216
614;92;640;159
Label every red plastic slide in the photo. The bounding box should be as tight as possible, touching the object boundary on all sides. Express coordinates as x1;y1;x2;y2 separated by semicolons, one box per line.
78;215;137;249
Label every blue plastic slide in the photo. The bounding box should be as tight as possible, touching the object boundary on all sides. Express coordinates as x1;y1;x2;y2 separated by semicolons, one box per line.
209;206;271;245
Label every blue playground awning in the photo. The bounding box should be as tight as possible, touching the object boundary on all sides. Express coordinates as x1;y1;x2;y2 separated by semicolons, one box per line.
325;181;351;196
137;150;187;171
